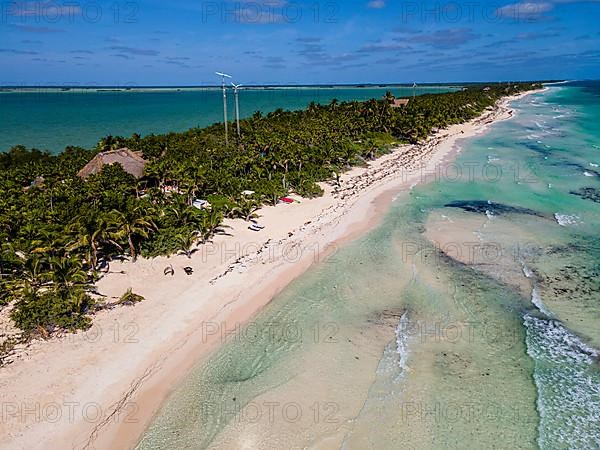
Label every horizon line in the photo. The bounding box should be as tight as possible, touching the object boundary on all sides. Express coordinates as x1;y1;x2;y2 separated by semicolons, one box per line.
0;80;571;90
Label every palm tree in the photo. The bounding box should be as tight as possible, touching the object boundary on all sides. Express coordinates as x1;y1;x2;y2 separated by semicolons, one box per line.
111;206;155;261
2;251;46;298
176;229;199;258
97;135;126;152
144;159;171;190
66;213;116;270
2;239;52;292
48;255;88;290
199;210;224;243
229;196;260;221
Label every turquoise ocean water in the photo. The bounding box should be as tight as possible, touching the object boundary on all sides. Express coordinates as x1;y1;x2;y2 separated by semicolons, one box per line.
136;82;600;449
0;85;457;153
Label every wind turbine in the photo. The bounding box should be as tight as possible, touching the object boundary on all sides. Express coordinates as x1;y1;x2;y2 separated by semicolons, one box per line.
216;72;232;145
231;82;242;138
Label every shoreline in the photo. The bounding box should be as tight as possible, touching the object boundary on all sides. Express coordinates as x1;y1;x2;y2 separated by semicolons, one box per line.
0;89;543;450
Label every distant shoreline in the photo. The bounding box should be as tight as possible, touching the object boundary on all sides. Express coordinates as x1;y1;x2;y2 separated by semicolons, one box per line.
0;81;563;92
0;84;461;154
0;85;463;94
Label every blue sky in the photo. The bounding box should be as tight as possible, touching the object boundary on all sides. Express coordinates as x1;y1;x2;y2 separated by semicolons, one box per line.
1;0;599;84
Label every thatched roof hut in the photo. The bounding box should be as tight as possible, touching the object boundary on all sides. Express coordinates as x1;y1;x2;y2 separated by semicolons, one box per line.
391;98;410;108
78;148;147;179
384;93;410;108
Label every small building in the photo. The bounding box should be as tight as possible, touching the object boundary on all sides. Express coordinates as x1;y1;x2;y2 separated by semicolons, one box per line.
23;176;45;191
78;148;147;179
391;98;410;108
192;199;211;210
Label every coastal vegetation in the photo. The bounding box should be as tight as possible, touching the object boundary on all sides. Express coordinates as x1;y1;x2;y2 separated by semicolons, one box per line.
0;83;541;338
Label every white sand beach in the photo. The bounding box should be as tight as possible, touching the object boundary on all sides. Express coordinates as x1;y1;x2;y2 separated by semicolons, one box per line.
0;90;541;450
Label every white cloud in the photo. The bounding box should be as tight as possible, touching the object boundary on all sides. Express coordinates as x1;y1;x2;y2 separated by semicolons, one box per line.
367;0;386;9
358;40;412;52
496;0;600;20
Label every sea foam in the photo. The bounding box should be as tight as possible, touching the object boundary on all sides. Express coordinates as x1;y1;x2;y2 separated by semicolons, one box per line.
524;315;600;448
531;287;553;317
395;312;410;373
554;213;581;226
522;264;534;279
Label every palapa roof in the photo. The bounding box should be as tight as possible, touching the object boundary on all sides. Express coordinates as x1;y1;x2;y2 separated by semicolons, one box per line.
78;148;147;179
384;94;410;108
391;98;410;107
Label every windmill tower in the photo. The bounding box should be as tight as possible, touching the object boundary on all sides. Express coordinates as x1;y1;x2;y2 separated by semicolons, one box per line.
216;72;232;145
231;82;243;138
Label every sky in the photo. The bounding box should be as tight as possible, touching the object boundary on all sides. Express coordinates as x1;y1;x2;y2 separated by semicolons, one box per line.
1;0;599;85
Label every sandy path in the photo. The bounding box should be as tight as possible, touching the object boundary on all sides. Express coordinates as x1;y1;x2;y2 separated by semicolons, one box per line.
0;90;542;450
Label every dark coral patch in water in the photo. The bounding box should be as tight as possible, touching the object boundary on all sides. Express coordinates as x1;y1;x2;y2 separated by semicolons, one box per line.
570;187;600;203
444;200;546;217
